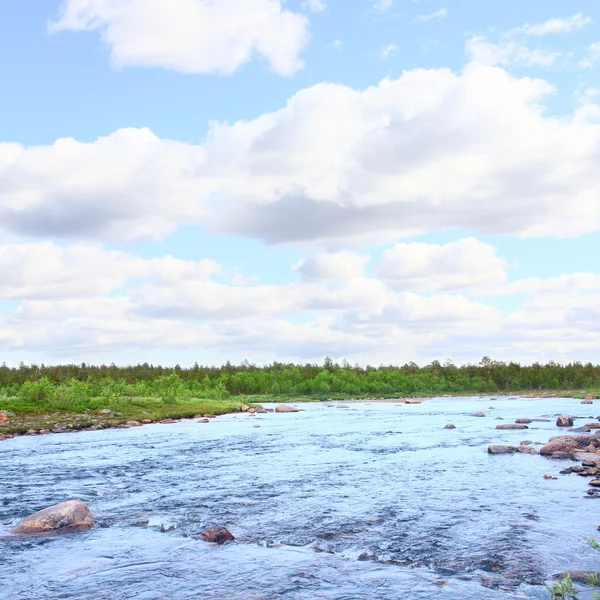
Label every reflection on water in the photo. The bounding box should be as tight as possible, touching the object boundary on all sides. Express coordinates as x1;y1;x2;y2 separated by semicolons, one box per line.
1;397;599;599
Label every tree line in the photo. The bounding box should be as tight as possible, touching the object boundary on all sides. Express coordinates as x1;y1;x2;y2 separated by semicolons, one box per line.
1;357;599;401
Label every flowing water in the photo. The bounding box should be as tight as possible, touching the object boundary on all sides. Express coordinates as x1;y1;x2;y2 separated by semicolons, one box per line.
1;396;599;599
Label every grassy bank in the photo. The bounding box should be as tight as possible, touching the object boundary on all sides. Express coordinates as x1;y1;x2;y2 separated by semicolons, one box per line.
0;396;249;436
2;382;599;437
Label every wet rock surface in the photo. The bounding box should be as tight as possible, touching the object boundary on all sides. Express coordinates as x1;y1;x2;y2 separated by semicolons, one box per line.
201;526;235;544
12;500;95;534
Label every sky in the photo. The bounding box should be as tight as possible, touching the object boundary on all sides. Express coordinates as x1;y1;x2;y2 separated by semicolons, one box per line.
0;0;599;368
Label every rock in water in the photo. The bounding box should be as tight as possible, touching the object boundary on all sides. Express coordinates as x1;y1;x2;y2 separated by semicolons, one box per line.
275;404;299;413
488;445;517;454
515;418;532;424
444;424;456;429
496;424;529;430
201;526;234;544
471;412;485;417
556;415;574;427
12;500;95;534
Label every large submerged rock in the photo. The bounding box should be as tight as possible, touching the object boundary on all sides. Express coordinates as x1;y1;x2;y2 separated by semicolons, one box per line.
12;500;95;534
275;404;299;413
556;415;574;427
496;424;529;430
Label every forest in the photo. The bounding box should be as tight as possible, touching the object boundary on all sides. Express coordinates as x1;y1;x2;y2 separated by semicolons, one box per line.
1;357;599;404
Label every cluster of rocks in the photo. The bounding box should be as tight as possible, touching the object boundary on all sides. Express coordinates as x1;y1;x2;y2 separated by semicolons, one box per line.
488;443;539;455
10;500;235;545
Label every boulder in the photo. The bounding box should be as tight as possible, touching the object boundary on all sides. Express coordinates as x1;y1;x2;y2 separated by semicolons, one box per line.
141;419;152;424
543;474;553;479
496;424;529;430
515;418;532;424
585;423;600;429
124;421;141;428
582;400;594;405
201;526;234;544
405;400;422;404
197;418;210;423
589;480;600;488
585;394;598;400
471;412;485;417
540;435;596;456
551;452;572;459
574;452;600;463
12;500;95;534
0;412;8;424
556;415;574;427
240;405;250;412
444;424;456;429
275;404;299;413
488;445;518;454
517;446;538;454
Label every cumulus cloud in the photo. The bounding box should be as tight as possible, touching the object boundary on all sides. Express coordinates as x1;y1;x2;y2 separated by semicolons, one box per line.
0;128;208;242
2;63;600;247
294;251;370;282
376;238;507;292
48;0;308;75
0;242;219;299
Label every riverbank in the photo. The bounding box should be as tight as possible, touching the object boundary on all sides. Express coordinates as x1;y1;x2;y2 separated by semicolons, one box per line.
1;389;598;441
0;397;253;438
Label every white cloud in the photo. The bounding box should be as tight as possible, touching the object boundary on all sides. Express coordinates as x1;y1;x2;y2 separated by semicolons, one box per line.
580;41;600;68
2;63;600;247
294;252;370;282
381;43;398;59
466;36;561;67
304;0;326;12
1;242;600;364
0;242;219;299
0;127;208;242
48;0;308;75
376;238;507;292
333;39;344;52
415;9;447;22
483;272;600;297
511;13;592;37
372;0;393;11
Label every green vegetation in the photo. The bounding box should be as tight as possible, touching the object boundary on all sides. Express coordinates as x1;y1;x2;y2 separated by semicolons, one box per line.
1;357;599;434
1;356;599;399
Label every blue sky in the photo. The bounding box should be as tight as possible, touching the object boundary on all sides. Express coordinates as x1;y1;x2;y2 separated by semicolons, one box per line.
0;0;599;367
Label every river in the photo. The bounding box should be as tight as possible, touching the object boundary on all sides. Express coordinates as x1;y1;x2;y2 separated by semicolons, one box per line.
1;396;599;599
